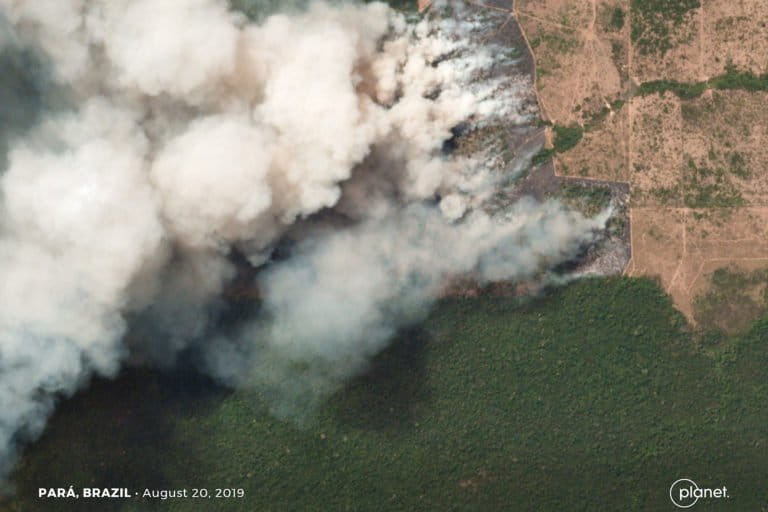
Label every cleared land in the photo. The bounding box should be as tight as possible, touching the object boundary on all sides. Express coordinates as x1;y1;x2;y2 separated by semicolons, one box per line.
702;0;768;77
516;0;628;125
516;0;768;328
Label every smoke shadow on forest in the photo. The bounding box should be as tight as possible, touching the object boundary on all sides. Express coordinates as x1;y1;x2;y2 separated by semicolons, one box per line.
331;327;432;434
10;368;228;512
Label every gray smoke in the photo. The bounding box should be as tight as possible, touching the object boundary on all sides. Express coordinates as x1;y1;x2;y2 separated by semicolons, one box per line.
205;199;608;415
0;0;607;486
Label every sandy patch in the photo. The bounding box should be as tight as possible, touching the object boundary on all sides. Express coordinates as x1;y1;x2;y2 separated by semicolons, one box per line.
689;260;768;334
629;93;684;205
631;6;703;82
627;206;686;290
556;106;629;182
518;18;587;123
631;207;768;325
516;0;594;30
680;90;768;206
516;0;626;125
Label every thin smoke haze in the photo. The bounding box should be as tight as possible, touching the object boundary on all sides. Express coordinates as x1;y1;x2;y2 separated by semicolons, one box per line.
0;0;608;488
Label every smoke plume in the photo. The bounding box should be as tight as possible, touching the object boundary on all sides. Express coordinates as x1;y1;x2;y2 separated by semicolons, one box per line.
0;0;607;485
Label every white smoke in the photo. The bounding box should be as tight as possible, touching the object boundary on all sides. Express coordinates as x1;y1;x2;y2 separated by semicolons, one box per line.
0;0;607;486
205;200;608;415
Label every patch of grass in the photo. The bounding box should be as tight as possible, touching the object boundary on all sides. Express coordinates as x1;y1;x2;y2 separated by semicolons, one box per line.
583;106;611;130
682;157;745;208
531;147;555;166
531;124;584;166
728;151;751;179
694;266;768;335
609;40;628;83
609;7;625;30
647;149;751;207
581;98;625;129
559;183;612;217
637;66;768;100
636;79;707;100
552;124;583;152
650;185;680;205
630;0;700;55
710;67;768;92
680;102;700;121
8;277;768;511
529;30;581;54
605;212;627;237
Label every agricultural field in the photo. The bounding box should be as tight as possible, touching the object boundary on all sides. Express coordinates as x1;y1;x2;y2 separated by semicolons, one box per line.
517;0;768;326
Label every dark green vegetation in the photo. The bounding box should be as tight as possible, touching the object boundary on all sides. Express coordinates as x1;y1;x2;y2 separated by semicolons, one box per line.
695;266;768;335
727;151;750;179
583;105;612;130
552;124;583;152
682;157;745;208
609;7;626;31
637;67;768;100
636;79;708;100
559;183;612;217
630;0;700;55
710;67;768;92
532;124;584;165
529;30;582;54
8;277;768;511
582;98;625;130
531;147;556;166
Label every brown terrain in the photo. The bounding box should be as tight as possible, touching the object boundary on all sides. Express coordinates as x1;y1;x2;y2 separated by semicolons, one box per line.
415;0;768;331
504;0;768;331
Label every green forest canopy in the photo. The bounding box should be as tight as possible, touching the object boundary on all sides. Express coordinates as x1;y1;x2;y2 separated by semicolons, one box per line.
9;276;768;511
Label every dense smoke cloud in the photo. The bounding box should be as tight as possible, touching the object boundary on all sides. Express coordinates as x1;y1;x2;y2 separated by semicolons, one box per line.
0;0;607;486
206;200;608;415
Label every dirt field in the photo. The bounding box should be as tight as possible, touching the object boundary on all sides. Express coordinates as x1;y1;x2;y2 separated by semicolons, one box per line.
629;92;684;204
627;207;768;325
702;0;768;77
556;104;630;183
515;0;627;125
632;5;702;82
514;0;768;329
681;90;768;206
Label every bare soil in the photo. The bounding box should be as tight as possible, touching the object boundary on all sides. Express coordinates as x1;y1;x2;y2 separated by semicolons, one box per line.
516;0;768;327
702;0;768;77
